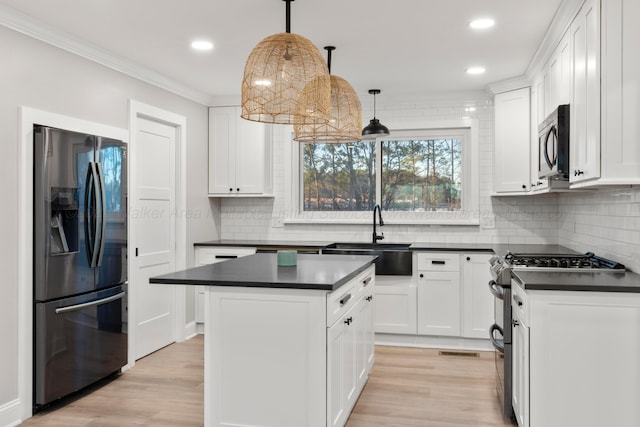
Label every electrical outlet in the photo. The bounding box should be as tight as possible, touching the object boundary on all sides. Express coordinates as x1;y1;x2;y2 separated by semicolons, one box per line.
270;218;284;228
482;215;496;229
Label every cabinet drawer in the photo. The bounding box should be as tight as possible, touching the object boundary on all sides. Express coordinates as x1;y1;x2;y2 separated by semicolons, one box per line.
327;282;357;327
416;252;460;271
511;278;529;325
195;247;256;266
353;265;375;296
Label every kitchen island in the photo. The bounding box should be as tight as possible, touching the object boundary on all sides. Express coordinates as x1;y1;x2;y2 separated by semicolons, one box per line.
150;253;377;427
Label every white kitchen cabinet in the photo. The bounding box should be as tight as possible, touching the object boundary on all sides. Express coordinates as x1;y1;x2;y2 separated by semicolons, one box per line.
194;246;256;326
548;29;572;110
417;253;461;336
570;0;601;184
461;253;494;339
208;106;273;196
327;267;375;427
205;264;375;427
595;0;640;186
512;278;640;427
493;87;531;193
511;282;529;427
373;275;417;334
529;78;549;192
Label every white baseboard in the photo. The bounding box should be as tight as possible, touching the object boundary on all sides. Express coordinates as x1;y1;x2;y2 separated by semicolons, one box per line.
0;399;22;427
375;333;494;352
183;320;197;340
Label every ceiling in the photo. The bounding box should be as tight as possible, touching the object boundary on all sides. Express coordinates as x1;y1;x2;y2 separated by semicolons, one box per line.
0;0;564;105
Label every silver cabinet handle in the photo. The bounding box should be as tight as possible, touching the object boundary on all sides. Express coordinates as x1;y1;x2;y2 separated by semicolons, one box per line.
55;291;125;314
363;277;372;286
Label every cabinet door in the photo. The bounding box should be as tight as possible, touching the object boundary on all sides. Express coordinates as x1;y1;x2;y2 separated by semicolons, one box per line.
530;78;549;191
494;88;531;193
462;253;494;339
570;0;601;183
417;271;461;336
235;117;267;194
208;106;236;194
327;306;358;427
373;276;417;334
600;0;640;184
512;311;529;427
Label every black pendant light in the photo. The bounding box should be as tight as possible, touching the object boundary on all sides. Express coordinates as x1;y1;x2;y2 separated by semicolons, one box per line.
361;89;390;136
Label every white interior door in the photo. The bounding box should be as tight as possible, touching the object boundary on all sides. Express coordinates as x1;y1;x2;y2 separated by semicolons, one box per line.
133;117;177;359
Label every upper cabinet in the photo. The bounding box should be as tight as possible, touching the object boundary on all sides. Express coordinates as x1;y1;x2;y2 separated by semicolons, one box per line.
494;87;531;194
208;106;274;197
597;0;640;186
570;0;601;184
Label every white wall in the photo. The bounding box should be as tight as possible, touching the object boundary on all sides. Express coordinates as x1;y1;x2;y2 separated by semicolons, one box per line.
219;94;562;245
0;25;216;424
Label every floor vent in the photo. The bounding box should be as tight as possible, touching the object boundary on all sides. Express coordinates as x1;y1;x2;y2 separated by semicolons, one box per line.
438;350;480;358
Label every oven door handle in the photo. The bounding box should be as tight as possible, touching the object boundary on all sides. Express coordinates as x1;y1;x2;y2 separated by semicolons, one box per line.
488;280;505;300
490;324;505;353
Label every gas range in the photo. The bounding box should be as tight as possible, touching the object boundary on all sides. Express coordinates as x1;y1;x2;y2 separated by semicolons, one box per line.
489;251;625;285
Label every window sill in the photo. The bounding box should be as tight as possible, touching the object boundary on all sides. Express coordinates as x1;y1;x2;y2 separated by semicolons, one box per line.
283;217;480;226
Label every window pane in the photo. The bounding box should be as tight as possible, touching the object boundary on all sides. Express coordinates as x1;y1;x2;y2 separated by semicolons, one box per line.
381;139;462;212
302;142;376;211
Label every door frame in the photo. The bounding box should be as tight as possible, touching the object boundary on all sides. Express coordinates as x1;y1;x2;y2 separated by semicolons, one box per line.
18;107;129;420
128;100;188;365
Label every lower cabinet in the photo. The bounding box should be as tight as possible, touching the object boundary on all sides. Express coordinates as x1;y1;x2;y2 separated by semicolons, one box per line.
204;264;375;427
461;253;495;338
512;279;640;427
511;285;529;427
417;270;461;336
327;268;375;427
373;275;417;334
415;251;494;339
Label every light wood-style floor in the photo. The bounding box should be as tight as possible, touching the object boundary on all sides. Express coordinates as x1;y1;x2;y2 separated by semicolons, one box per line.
23;335;514;426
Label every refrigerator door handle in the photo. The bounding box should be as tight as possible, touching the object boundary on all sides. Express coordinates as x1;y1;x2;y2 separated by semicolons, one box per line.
84;162;102;268
55;291;126;314
84;163;96;266
95;161;107;266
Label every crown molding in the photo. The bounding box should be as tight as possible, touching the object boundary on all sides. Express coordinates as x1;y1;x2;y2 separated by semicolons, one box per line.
486;76;531;95
0;4;214;106
526;0;585;80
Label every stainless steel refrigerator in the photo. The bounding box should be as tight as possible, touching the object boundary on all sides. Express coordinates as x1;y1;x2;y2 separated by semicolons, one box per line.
33;125;128;409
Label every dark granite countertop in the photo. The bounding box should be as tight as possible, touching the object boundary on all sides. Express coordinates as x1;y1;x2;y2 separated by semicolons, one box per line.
410;243;494;252
512;270;640;293
194;240;585;256
150;253;376;291
194;239;333;249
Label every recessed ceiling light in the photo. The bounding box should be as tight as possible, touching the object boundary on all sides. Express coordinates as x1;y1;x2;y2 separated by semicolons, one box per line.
191;40;213;51
469;18;495;29
466;67;486;75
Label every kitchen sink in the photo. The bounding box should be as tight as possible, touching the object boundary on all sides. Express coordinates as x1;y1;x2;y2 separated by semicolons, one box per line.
323;242;413;275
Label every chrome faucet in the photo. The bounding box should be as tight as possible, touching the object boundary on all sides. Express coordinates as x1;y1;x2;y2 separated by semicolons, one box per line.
372;204;384;244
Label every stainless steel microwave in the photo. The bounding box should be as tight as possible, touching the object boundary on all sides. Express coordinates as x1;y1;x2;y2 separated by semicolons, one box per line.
538;104;570;180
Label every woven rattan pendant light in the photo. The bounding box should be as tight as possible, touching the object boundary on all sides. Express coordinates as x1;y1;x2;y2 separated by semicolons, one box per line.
294;46;362;143
362;89;390;136
241;0;331;125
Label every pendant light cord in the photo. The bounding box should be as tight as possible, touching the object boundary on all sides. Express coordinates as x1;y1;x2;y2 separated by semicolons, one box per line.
324;46;335;74
373;92;377;120
285;0;292;33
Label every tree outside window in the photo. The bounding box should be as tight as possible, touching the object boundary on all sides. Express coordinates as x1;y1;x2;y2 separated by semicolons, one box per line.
301;130;466;214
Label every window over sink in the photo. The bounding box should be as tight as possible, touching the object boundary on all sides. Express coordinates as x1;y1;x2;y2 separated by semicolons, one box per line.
286;121;479;225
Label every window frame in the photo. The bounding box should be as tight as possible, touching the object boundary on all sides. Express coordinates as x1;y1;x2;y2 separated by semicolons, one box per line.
284;119;480;225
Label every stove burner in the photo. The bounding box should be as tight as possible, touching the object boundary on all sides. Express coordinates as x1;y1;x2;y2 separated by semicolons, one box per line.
506;252;625;270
